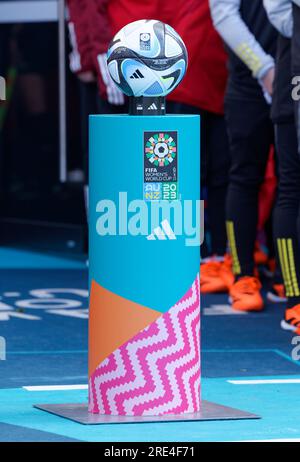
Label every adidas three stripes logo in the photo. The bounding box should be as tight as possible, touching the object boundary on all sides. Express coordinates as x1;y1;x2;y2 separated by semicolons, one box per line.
147;103;158;110
147;220;176;241
130;69;144;79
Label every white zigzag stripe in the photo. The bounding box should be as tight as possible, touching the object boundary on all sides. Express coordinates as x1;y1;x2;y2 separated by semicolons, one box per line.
183;302;200;410
141;306;199;415
93;350;127;412
122;281;199;414
106;318;169;414
106;283;198;414
178;319;201;411
147;283;199;414
164;314;200;414
121;317;170;414
92;318;168;413
183;346;201;410
169;335;200;413
121;283;198;414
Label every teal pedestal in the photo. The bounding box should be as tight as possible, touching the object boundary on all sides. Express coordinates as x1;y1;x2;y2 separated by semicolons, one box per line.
89;114;201;313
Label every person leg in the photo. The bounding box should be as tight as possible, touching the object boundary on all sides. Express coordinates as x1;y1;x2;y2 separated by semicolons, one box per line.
226;99;273;277
200;111;233;293
225;98;274;310
273;123;300;331
206;112;230;256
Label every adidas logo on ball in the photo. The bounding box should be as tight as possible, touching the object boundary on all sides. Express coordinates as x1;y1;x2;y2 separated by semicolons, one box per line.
129;69;144;79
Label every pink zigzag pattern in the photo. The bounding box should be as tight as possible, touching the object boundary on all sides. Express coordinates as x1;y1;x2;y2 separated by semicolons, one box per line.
89;274;200;416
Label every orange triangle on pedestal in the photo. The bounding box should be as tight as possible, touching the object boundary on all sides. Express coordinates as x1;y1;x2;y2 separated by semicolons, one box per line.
89;279;161;377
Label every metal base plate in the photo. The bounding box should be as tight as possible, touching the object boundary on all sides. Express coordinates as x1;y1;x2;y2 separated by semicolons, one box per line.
34;401;259;425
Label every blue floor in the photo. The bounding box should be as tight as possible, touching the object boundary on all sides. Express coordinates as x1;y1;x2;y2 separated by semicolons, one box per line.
0;247;86;269
0;248;300;441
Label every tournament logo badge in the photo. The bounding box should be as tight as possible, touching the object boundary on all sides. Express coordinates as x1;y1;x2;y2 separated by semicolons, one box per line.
143;131;178;201
140;33;151;51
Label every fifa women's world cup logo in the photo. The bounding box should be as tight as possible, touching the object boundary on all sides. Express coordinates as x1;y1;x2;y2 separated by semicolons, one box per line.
144;131;178;201
145;132;176;167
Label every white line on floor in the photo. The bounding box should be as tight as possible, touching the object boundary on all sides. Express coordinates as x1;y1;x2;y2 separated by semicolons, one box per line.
228;379;300;385
203;305;247;316
23;384;88;391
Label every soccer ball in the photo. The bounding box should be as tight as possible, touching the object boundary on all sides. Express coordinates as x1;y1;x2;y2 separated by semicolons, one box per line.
107;19;188;98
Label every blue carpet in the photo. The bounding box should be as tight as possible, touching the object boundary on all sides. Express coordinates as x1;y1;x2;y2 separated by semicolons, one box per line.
0;247;86;269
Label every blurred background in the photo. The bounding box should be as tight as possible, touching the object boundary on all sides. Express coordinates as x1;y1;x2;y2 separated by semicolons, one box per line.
0;0;88;255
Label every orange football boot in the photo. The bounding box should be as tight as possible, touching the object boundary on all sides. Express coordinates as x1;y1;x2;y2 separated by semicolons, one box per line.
281;305;300;334
200;260;227;294
229;276;264;312
200;255;234;294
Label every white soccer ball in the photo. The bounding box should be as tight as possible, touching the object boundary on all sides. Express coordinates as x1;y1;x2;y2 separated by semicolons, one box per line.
107;19;188;97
